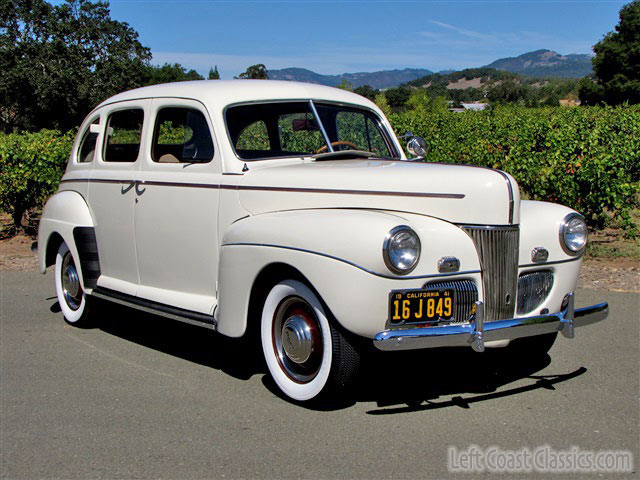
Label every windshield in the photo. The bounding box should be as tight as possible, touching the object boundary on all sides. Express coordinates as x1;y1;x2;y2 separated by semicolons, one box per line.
225;101;399;160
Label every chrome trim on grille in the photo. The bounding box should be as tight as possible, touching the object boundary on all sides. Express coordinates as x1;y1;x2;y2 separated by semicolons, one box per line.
517;270;554;315
425;279;478;324
462;225;519;321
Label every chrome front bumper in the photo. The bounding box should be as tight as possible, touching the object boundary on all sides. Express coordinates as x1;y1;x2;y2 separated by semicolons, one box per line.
373;293;608;352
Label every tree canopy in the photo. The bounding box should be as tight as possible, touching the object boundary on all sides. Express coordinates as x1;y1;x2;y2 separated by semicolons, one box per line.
1;0;153;132
208;65;220;80
236;64;269;79
579;0;640;105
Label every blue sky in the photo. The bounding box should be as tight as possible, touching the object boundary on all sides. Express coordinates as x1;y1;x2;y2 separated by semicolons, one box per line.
94;1;626;77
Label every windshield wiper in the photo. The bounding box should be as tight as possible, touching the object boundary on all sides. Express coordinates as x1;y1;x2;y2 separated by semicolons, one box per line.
313;150;378;161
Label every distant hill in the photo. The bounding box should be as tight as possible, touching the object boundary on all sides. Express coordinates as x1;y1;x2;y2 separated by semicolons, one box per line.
484;49;593;78
268;67;434;89
406;68;522;88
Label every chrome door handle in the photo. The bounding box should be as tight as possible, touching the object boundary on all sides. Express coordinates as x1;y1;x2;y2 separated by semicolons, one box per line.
120;181;135;194
135;181;146;195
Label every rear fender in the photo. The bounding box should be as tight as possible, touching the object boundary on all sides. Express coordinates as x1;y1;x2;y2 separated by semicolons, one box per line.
37;191;95;289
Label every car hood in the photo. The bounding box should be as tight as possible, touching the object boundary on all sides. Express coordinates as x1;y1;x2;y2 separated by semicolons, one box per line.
237;159;519;225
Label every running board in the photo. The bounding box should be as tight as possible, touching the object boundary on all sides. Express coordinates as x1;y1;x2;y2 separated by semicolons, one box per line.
91;287;217;330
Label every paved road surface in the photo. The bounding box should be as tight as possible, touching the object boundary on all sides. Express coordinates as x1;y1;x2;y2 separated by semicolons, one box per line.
1;272;638;478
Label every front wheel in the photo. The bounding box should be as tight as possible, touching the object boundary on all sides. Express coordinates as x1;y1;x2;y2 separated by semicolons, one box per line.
261;279;360;401
54;242;93;326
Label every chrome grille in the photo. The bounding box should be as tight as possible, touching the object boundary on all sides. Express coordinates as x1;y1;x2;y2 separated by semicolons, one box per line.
425;279;478;323
462;225;519;321
517;270;554;314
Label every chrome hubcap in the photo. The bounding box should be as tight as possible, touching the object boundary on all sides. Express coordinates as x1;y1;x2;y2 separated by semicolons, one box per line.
281;315;314;364
61;252;82;311
272;297;323;383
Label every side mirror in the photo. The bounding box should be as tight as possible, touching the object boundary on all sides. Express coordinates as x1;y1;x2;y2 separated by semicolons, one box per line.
89;123;101;134
406;136;427;159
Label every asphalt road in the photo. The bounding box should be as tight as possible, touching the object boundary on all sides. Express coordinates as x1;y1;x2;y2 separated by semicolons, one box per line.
1;271;638;479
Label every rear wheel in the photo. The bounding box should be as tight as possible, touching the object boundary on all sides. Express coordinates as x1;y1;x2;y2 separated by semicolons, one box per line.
261;279;360;401
55;242;92;326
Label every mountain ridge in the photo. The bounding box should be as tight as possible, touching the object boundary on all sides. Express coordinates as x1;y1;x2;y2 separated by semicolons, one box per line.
268;67;434;89
484;49;593;78
267;49;593;88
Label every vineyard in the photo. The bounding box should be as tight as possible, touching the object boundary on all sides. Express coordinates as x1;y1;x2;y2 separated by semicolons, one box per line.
1;106;639;235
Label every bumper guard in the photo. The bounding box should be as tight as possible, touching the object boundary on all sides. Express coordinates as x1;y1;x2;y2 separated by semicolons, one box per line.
373;293;608;352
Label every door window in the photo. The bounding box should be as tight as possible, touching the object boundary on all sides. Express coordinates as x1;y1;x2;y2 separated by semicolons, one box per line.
103;109;144;162
77;118;100;163
152;108;214;163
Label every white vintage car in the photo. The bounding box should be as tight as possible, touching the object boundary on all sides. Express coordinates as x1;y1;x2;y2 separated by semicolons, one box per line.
38;80;608;401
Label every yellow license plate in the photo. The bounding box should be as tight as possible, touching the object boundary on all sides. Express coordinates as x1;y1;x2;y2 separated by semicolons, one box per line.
388;288;456;325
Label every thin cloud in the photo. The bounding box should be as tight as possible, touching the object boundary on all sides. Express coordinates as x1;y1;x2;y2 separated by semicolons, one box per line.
431;20;496;41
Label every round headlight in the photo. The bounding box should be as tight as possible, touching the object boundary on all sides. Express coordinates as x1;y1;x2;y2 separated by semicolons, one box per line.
383;226;421;274
560;213;587;255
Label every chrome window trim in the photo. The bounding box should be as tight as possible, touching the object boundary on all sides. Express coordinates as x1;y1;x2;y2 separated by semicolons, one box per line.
76;115;101;164
308;100;333;153
223;99;401;162
559;212;587;256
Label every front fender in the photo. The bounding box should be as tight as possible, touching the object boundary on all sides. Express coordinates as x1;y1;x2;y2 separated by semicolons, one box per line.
37;191;95;284
217;209;480;338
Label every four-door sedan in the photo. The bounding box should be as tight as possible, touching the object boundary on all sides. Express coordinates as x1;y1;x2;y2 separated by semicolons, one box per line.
38;80;608;401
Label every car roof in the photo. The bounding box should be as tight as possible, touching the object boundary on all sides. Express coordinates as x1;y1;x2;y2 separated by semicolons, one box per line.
96;79;378;111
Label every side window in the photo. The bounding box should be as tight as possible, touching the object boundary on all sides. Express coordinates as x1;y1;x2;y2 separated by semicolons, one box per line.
77;118;99;163
278;113;324;154
336;111;389;157
236;121;269;151
152;108;214;163
103;109;144;162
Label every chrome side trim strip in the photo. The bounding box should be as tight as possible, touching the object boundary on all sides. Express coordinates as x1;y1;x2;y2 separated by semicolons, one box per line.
495;170;514;224
91;287;216;330
373;301;608;351
222;242;481;280
59;178;465;200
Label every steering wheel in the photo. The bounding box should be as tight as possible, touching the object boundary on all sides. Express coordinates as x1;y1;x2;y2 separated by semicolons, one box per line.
315;141;358;154
183;143;198;159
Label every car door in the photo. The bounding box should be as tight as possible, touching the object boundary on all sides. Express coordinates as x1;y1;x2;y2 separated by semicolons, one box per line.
89;101;149;296
133;98;221;314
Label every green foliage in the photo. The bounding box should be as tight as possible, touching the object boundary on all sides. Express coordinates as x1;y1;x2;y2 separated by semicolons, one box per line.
384;86;411;112
581;0;640;105
0;129;74;228
401;68;579;108
336;79;354;91
3;107;638;237
208;65;220;80
236;64;269;79
145;63;203;85
391;105;640;234
1;0;152;132
374;93;392;117
353;85;378;101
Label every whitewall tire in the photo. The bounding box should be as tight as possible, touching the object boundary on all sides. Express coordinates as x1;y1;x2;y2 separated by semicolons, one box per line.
54;242;92;325
261;279;360;401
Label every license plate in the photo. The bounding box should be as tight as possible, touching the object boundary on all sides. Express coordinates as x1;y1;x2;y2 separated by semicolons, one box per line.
388;288;456;325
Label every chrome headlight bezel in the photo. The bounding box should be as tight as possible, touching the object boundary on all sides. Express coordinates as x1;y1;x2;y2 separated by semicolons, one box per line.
383;225;421;275
559;213;588;256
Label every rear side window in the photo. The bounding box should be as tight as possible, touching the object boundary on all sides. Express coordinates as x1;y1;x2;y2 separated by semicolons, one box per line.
104;109;144;162
152;108;214;163
77;118;99;163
